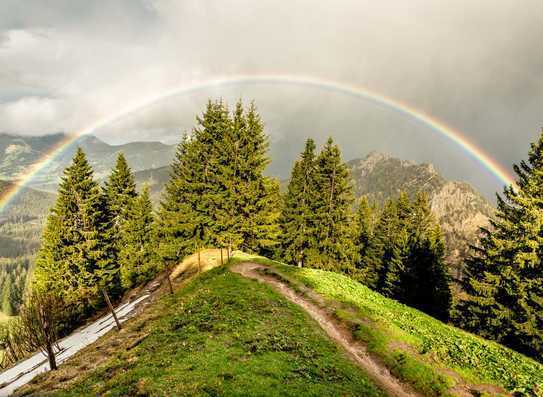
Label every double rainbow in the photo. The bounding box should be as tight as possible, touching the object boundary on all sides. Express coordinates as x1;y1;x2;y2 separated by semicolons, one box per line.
0;74;515;214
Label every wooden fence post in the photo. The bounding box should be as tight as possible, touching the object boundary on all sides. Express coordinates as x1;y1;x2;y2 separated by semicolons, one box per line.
102;289;121;331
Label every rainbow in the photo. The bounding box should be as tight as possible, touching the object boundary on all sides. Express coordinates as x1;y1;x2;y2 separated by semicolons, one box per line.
0;74;515;213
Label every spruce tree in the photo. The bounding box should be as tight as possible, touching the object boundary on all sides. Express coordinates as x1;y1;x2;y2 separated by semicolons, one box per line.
279;138;318;266
403;193;451;320
353;196;377;279
119;185;157;289
362;199;397;289
458;132;543;360
223;101;280;254
103;153;138;237
157;100;280;262
306;138;356;272
33;148;118;317
156;101;231;263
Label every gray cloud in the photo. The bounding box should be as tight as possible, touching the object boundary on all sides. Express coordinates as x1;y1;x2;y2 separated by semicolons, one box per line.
1;0;542;198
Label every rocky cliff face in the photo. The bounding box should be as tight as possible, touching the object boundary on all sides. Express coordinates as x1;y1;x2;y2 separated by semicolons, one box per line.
348;152;495;279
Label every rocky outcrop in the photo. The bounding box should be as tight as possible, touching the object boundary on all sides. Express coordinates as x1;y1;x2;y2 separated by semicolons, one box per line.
347;152;495;279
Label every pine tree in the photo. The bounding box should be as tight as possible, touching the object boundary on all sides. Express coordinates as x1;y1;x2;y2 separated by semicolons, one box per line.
279;138;318;266
157;100;280;262
33;148;118;317
156;101;231;263
223;101;280;254
366;197;409;296
103;153;138;238
119;185;157;289
457;132;543;360
306;138;356;272
353;196;377;279
403;193;451;320
362;199;397;289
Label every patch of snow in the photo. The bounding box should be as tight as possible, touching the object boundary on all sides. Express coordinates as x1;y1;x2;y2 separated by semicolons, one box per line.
0;294;150;396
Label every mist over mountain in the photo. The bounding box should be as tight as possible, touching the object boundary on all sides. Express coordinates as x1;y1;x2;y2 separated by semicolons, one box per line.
0;133;175;189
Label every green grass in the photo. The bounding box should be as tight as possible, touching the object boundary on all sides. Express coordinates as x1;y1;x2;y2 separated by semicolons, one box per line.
240;255;543;396
30;266;384;397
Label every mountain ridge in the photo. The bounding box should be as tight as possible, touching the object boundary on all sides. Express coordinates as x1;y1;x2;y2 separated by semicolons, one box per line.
348;151;495;277
0;133;176;188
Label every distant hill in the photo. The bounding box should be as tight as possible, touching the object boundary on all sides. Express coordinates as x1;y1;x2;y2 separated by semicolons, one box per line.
0;133;176;189
0;133;66;182
0;180;55;223
133;165;171;202
0;180;55;258
348;152;495;279
0;181;56;316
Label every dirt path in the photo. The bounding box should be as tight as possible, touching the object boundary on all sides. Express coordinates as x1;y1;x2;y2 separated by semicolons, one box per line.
231;262;421;397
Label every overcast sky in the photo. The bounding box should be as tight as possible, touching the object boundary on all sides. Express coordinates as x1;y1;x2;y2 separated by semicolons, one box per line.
1;0;542;198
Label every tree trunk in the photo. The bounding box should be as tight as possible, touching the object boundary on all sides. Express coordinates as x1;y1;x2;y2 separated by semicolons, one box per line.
45;341;57;370
102;289;121;331
220;248;224;266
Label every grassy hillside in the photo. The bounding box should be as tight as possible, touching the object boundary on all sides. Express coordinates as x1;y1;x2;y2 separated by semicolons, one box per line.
18;265;384;396
240;255;543;396
14;253;543;396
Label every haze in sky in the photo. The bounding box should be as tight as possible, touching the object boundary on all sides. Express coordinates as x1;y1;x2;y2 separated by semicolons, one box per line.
1;0;542;197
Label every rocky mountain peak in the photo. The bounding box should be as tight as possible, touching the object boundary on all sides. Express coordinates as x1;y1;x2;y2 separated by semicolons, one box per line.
347;152;495;279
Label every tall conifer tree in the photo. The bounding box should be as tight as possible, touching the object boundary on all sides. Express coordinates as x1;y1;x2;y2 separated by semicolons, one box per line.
33;148;118;317
157;101;231;262
103;153;138;236
403;193;451;320
361;192;450;319
280;138;318;266
225;102;280;254
353;196;377;279
363;198;408;294
306;138;356;272
458;132;543;360
119;185;157;289
157;100;280;262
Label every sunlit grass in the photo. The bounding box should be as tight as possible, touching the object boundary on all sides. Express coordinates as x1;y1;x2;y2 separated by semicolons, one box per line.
23;266;384;396
241;254;542;396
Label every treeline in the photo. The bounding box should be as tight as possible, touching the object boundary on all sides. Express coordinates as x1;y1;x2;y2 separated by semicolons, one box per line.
1;149;159;368
455;131;543;362
0;193;47;315
280;139;452;320
32;150;158;322
155;100;280;263
0;257;30;316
